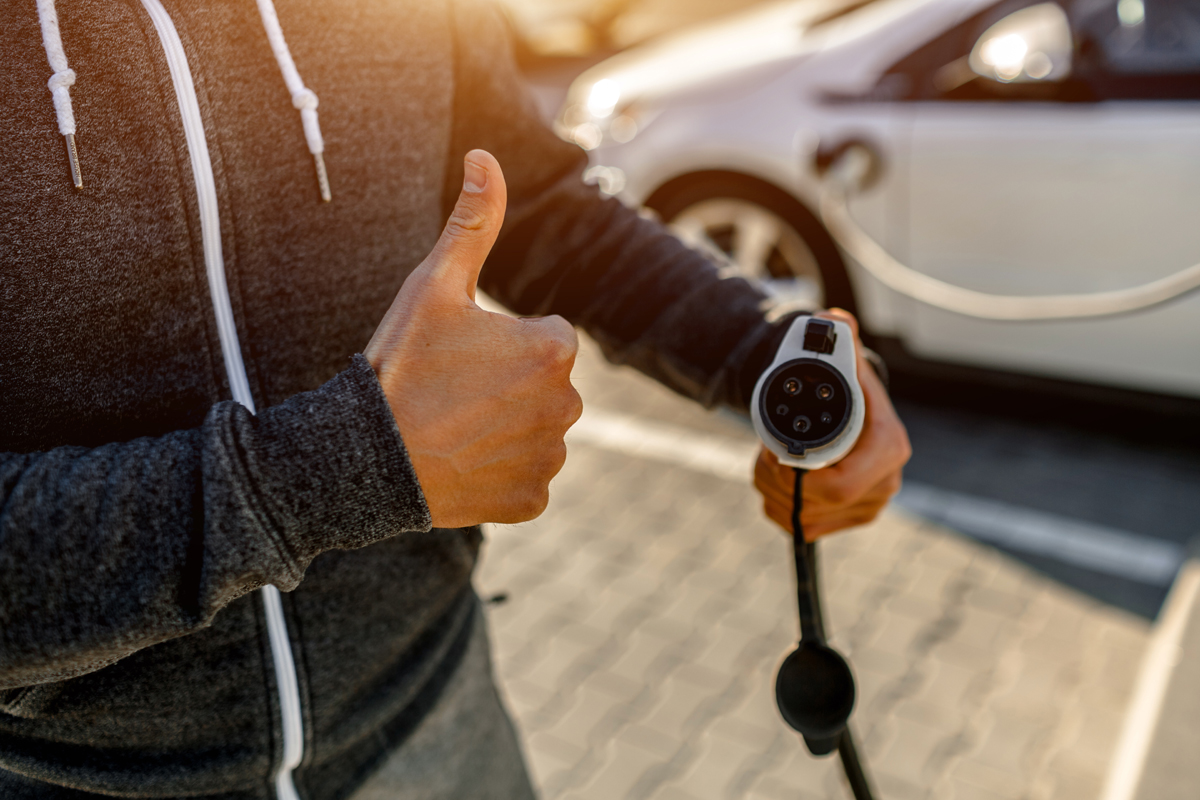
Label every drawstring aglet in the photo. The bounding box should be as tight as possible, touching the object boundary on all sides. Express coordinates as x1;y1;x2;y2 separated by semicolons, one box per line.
313;153;330;202
64;133;82;189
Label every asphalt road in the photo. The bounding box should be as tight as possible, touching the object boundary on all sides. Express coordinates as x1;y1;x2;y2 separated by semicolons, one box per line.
888;380;1200;619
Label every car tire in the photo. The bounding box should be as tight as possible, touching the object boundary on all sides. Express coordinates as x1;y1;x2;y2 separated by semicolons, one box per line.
644;171;857;317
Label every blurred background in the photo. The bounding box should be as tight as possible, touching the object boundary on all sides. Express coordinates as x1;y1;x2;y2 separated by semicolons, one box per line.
477;1;1200;798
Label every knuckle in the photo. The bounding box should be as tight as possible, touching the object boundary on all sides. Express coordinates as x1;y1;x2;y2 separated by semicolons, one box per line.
539;438;568;470
533;389;580;431
534;316;577;364
516;486;550;520
545;314;578;342
562;388;584;426
445;206;490;236
495;483;550;525
534;334;574;372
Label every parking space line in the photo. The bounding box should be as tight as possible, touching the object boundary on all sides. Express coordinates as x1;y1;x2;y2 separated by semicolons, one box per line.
1102;556;1200;800
568;406;759;483
895;483;1184;586
569;406;1184;586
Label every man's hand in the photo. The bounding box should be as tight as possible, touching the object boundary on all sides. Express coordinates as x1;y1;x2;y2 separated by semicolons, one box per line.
754;309;911;540
365;150;582;528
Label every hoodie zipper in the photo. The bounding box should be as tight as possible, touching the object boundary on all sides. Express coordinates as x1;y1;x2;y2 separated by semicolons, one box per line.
137;1;304;797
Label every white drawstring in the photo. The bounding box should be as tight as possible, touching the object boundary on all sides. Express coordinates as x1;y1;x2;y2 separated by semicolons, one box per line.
36;0;82;188
34;0;329;199
255;0;331;202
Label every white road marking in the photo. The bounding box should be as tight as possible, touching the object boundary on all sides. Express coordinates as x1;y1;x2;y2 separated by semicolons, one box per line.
896;483;1184;586
569;406;759;483
568;407;1184;586
1102;557;1200;800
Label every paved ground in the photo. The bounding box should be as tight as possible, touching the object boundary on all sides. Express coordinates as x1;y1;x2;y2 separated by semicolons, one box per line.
474;335;1151;800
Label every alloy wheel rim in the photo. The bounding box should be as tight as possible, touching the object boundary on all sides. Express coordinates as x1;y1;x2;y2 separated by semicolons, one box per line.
669;198;825;310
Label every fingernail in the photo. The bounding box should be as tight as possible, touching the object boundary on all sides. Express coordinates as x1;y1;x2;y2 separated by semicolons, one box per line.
463;160;488;193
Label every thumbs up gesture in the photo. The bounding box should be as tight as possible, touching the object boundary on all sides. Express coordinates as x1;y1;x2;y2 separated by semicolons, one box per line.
365;150;582;528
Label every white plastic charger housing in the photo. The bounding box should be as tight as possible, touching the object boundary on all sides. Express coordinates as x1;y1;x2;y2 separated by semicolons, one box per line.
750;316;865;471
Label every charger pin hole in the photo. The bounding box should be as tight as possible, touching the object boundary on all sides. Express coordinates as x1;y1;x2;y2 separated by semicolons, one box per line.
776;404;790;416
784;379;801;396
793;416;812;433
817;384;834;400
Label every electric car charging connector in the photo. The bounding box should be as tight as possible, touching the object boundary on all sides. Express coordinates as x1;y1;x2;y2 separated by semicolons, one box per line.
752;315;878;800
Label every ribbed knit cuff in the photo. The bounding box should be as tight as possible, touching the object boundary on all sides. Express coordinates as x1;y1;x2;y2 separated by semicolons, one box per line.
245;354;432;583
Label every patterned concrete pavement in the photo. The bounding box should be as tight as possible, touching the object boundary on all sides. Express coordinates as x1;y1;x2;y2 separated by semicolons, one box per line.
475;335;1150;800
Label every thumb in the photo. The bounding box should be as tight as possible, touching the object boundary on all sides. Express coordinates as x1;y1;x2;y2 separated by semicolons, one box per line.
816;307;859;339
421;149;508;302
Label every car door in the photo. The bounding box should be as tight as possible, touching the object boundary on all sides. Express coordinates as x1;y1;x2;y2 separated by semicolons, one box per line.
895;0;1200;397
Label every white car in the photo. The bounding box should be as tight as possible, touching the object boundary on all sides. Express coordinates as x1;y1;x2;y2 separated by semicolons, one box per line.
558;0;1200;399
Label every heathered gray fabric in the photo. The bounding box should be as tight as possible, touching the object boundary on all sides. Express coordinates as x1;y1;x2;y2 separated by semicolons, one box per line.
0;0;795;797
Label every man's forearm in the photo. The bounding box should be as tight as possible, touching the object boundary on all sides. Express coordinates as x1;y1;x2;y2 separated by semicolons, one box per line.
0;358;428;688
483;185;795;411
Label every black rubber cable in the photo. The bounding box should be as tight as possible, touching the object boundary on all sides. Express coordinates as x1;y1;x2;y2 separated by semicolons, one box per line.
791;468;824;644
791;468;878;800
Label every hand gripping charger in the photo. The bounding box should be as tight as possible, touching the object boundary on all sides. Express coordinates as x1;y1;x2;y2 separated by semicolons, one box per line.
752;315;878;799
751;316;865;470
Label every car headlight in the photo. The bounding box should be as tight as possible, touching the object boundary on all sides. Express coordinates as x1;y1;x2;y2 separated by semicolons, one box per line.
555;78;648;150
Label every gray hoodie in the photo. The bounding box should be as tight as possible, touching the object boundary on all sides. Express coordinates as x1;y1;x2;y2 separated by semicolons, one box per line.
0;0;793;797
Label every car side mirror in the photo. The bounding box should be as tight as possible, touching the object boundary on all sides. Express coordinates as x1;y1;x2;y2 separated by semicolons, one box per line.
969;2;1073;83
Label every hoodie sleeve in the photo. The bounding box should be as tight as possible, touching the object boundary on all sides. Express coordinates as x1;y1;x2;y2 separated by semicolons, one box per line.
0;355;430;689
445;0;803;413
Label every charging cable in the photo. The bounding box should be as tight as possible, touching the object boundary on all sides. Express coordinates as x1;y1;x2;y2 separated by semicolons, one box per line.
819;146;1200;321
782;468;876;800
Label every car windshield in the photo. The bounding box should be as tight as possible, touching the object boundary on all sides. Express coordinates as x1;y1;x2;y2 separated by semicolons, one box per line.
1072;0;1200;74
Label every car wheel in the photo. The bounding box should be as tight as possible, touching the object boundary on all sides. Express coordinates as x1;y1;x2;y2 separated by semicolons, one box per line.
644;172;857;316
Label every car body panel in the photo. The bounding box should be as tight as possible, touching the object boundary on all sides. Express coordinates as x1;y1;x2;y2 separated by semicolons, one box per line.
904;100;1200;394
568;0;1200;398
